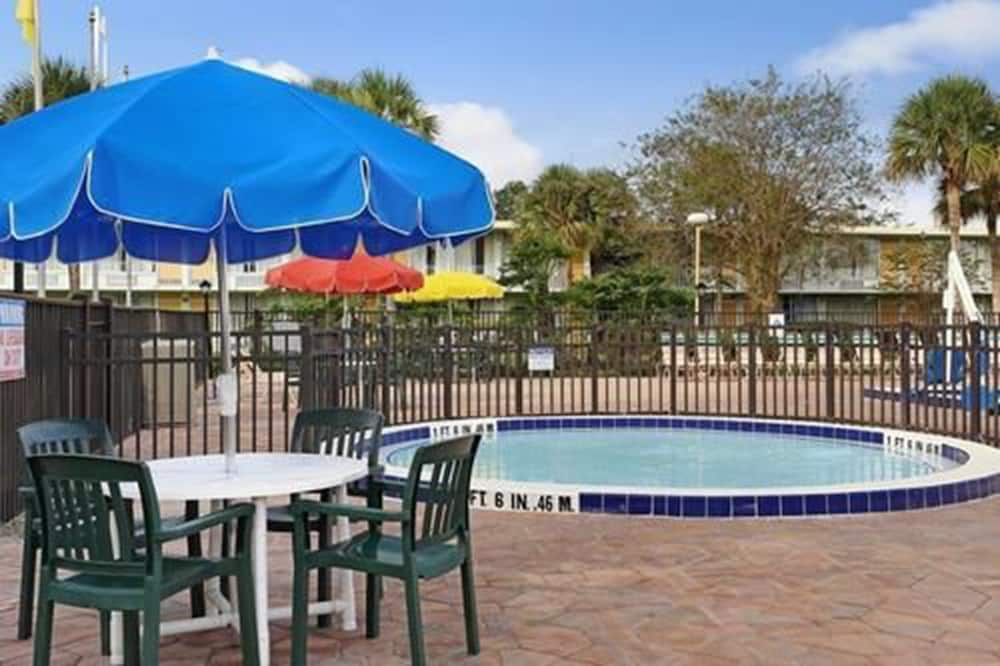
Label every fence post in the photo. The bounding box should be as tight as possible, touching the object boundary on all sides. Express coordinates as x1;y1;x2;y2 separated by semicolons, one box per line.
747;324;757;416
669;324;677;414
80;300;92;419
61;327;73;418
515;326;524;415
969;321;982;439
104;300;115;435
331;328;343;409
252;310;263;364
899;323;911;429
825;323;835;420
301;325;314;409
590;323;600;412
443;325;454;419
101;300;118;428
380;322;392;423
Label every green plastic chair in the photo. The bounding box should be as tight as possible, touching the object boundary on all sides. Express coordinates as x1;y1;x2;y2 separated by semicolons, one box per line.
16;419;207;653
28;453;260;666
289;434;482;666
264;407;383;628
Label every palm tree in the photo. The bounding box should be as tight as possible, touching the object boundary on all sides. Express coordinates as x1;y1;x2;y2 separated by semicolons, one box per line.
312;68;438;140
935;175;1000;311
521;165;596;282
1;57;91;124
2;57;91;294
887;76;996;255
520;165;640;283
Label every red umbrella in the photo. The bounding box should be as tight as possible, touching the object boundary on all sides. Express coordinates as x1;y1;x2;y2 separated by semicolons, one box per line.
265;251;424;295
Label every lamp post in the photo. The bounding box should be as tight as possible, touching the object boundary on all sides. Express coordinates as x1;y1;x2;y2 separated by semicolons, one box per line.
687;212;712;326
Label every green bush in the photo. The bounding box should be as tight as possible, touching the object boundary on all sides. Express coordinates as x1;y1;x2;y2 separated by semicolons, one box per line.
565;266;694;320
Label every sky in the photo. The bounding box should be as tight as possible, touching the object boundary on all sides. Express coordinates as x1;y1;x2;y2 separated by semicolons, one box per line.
3;0;1000;226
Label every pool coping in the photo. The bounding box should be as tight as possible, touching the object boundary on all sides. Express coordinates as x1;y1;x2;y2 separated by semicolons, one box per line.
380;415;1000;518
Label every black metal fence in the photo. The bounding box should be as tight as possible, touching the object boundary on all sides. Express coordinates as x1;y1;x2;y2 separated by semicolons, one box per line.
0;297;207;521
6;299;1000;522
61;318;1000;454
233;305;1000;331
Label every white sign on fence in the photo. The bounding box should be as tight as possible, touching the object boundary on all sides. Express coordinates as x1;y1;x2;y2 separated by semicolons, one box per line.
768;312;786;338
0;298;26;382
528;346;555;372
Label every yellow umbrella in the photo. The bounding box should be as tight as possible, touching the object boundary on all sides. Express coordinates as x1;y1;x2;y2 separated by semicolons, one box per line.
394;271;504;303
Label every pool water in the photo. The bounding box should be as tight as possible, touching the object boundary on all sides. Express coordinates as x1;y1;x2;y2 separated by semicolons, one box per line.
385;428;958;489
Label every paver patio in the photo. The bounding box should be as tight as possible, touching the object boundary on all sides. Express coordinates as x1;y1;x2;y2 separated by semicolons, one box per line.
3;496;1000;665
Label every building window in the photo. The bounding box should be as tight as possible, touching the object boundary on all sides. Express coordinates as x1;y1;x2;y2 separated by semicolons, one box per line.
242;261;257;273
425;245;436;275
474;237;486;274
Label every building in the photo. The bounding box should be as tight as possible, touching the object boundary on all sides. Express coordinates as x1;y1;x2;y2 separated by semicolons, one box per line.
770;225;994;323
0;222;991;322
0;220;522;311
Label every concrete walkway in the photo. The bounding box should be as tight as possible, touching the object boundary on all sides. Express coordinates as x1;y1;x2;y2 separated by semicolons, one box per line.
3;500;1000;665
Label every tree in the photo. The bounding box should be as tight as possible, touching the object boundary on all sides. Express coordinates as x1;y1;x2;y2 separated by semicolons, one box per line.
2;57;91;294
888;76;996;256
0;57;90;124
583;168;643;274
498;224;571;313
934;173;1000;312
880;240;985;318
493;180;528;219
519;165;640;280
630;68;886;315
564;266;693;318
312;68;438;140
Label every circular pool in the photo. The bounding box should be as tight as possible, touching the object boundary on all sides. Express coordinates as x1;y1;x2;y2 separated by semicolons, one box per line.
380;416;1000;518
386;427;953;489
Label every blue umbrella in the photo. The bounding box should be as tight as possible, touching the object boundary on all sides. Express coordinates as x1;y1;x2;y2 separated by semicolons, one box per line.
0;58;494;472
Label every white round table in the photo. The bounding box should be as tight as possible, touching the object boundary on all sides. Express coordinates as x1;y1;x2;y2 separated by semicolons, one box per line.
117;453;369;666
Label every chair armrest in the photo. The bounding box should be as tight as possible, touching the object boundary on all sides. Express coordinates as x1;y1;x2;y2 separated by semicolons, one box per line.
153;502;255;544
370;476;404;492
289;499;407;524
18;485;35;501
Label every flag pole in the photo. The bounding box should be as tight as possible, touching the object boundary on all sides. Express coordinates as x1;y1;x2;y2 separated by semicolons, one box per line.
31;0;42;110
32;0;46;298
89;5;101;303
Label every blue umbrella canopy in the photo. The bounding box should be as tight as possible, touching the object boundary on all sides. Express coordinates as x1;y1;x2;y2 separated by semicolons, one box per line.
0;58;494;473
0;58;494;263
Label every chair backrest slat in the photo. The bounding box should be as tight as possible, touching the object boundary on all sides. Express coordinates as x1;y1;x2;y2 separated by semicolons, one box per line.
403;434;481;548
18;419;116;458
290;408;383;471
29;454;160;576
18;419;118;523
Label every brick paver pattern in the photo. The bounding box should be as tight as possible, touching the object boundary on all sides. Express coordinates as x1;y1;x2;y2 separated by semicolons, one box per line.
2;497;1000;665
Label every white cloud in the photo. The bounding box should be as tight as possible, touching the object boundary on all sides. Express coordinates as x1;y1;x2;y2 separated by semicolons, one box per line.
797;0;1000;77
429;102;544;187
231;56;311;86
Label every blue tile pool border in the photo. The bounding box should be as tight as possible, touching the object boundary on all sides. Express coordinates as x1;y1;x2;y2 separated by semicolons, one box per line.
381;415;1000;519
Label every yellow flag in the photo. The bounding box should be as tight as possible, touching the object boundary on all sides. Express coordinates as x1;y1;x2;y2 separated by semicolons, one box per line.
15;0;35;45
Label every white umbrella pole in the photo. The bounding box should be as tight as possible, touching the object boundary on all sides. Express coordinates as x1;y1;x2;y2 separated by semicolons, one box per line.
124;255;133;307
215;238;238;475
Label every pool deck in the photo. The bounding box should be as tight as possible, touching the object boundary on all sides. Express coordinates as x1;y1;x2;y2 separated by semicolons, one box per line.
4;498;1000;665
